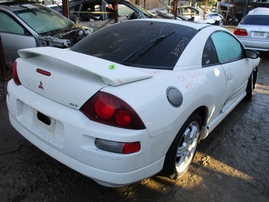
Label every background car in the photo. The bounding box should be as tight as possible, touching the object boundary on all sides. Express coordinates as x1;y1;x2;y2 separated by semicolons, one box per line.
7;19;259;187
0;1;92;65
177;5;204;22
48;0;156;28
150;2;222;26
234;7;269;52
205;12;225;26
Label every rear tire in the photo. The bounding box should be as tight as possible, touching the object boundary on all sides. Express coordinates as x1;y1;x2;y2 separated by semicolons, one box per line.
162;113;202;179
245;72;255;100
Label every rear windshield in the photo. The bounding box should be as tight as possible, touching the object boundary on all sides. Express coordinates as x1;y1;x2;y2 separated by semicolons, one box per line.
71;21;198;70
241;15;269;25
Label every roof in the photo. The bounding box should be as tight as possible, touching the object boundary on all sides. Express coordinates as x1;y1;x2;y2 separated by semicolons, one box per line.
131;18;211;31
0;0;40;4
248;7;269;15
0;2;40;12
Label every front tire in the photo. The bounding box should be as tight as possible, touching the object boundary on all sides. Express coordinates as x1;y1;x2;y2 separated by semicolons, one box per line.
162;113;202;179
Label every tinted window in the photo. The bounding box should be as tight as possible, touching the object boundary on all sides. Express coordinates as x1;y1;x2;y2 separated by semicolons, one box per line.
71;21;198;70
0;12;24;34
241;15;269;25
202;38;219;66
211;32;244;63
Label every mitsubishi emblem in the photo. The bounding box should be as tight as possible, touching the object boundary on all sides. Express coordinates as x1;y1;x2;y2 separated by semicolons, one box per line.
39;81;44;90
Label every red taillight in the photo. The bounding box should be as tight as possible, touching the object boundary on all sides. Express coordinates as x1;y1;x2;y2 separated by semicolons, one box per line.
123;142;141;154
12;61;21;85
80;92;145;130
95;93;115;119
234;28;248;36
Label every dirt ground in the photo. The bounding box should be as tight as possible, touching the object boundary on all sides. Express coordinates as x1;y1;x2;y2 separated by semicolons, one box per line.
0;53;269;201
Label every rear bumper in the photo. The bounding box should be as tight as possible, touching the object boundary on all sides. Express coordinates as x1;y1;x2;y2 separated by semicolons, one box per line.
238;38;269;51
6;80;166;187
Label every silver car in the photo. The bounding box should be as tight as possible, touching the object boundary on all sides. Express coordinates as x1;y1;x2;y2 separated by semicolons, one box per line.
0;2;92;65
205;13;224;26
234;7;269;52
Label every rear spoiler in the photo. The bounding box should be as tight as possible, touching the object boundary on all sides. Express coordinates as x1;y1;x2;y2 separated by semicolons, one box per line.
18;47;152;86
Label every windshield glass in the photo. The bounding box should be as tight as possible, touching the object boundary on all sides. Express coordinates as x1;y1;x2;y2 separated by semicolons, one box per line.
71;21;197;70
15;5;73;35
241;15;269;25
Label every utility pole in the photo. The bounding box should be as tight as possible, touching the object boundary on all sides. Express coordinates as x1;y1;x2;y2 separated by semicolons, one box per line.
243;0;250;17
173;0;179;19
62;0;70;19
114;0;118;22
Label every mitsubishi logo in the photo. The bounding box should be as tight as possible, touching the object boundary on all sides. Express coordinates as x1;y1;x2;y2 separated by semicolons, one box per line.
38;81;44;90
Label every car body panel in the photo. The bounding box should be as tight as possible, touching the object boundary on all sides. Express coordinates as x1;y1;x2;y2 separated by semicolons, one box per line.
6;19;260;187
0;32;36;63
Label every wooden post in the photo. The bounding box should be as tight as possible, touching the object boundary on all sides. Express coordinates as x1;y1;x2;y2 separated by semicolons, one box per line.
114;0;118;23
62;0;70;19
173;0;179;19
204;0;208;20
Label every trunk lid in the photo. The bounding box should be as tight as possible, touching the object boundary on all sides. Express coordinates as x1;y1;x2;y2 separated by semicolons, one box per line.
16;47;152;109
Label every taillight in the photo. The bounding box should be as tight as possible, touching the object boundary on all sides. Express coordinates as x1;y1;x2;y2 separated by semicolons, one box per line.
12;61;21;85
80;92;145;130
95;139;141;154
234;28;248;36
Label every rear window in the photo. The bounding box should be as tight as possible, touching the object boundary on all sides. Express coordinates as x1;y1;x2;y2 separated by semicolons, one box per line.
241;15;269;25
71;21;198;70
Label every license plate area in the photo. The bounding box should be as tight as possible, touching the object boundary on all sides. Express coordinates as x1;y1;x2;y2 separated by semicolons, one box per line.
252;31;266;38
37;111;51;125
17;100;65;146
35;111;56;133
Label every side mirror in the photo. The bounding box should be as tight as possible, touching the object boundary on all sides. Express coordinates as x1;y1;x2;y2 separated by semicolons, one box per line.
245;49;260;59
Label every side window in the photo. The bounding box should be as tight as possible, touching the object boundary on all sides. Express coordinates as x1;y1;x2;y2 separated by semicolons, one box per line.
118;4;135;17
0;12;24;34
202;38;219;67
211;31;244;63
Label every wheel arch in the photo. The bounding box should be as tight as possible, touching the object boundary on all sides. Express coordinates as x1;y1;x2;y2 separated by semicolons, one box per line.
193;106;207;127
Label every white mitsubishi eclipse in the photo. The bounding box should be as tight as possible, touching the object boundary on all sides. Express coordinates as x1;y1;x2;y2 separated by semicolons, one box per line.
7;19;260;187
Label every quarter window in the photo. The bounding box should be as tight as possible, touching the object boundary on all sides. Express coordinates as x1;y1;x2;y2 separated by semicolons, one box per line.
211;32;244;63
202;38;219;66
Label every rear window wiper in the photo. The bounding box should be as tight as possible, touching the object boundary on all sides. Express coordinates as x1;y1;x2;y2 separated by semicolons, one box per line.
121;30;176;64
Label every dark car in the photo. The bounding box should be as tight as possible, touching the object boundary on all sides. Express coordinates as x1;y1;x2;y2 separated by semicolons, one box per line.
48;0;156;29
0;1;93;65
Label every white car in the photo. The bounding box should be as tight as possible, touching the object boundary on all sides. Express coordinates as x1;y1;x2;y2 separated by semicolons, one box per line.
234;7;269;52
7;19;260;187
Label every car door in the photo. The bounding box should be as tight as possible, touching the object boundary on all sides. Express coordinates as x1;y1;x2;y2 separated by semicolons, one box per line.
0;11;36;65
210;31;252;113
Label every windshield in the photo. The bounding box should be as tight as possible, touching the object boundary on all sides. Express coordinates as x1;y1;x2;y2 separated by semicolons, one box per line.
241;15;269;25
71;21;197;70
15;5;73;35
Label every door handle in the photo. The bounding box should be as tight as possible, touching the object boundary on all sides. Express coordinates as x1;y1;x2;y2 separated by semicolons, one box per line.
227;73;233;80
